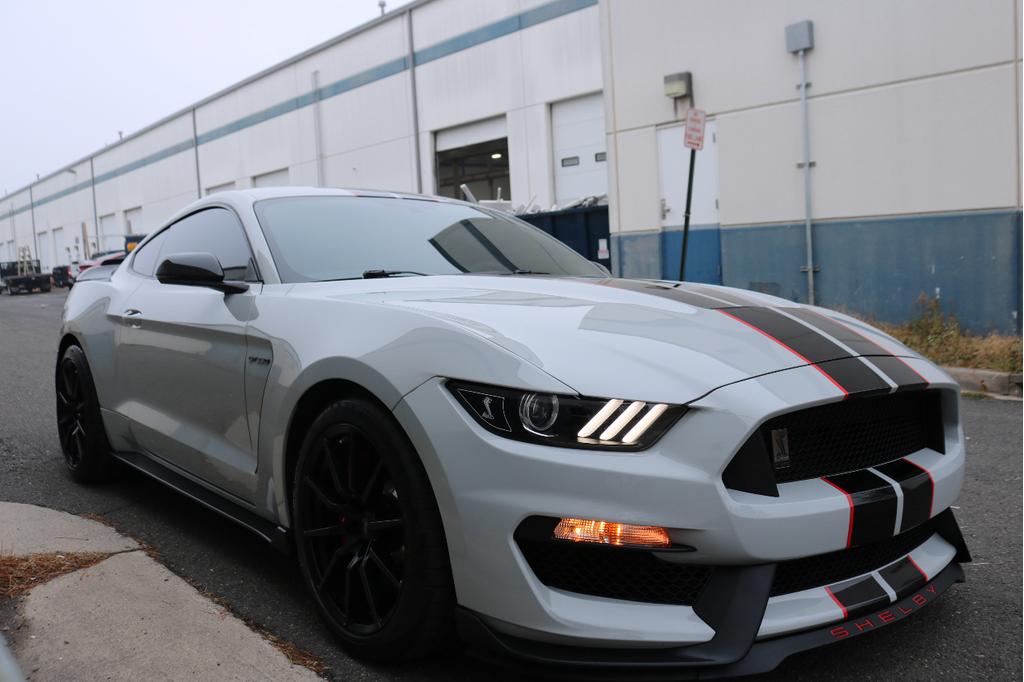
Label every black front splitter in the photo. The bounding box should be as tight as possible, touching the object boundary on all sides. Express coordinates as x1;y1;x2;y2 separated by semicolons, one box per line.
457;561;965;680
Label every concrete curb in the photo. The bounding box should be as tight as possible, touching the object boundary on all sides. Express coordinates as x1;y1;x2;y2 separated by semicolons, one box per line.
942;366;1023;398
0;503;322;681
0;502;138;555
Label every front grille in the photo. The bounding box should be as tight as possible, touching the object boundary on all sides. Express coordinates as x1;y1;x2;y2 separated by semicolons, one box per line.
517;540;713;605
756;390;943;485
771;519;937;596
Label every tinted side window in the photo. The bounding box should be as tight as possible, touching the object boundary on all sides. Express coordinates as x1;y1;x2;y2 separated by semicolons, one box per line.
160;208;255;281
130;230;170;277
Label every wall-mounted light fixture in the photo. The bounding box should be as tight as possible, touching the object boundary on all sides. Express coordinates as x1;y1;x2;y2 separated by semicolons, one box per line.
663;71;692;100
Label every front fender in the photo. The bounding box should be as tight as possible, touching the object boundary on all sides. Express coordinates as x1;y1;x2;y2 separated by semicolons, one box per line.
251;289;573;526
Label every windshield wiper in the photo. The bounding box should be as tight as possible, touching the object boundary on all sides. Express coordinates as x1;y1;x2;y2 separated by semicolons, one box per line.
361;269;427;279
464;269;550;276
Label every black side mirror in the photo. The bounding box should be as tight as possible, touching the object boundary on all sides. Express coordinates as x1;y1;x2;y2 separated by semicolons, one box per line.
156;252;248;294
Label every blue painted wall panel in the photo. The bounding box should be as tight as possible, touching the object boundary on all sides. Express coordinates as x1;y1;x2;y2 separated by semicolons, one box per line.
719;211;1022;334
660;226;722;284
612;225;723;284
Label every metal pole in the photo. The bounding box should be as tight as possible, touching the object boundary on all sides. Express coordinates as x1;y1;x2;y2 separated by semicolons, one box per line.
8;204;14;260
28;186;39;262
406;8;423;193
191;108;202;198
798;48;815;305
679;148;696;281
88;157;98;258
311;71;324;187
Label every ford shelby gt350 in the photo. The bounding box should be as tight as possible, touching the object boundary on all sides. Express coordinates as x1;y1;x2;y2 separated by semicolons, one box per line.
56;187;969;676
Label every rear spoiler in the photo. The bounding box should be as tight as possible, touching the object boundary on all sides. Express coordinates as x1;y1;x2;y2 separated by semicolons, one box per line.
75;264;118;283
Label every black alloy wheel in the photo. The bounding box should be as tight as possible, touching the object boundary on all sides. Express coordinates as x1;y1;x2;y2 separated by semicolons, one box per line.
299;424;405;634
292;399;455;661
55;345;112;482
57;357;88;469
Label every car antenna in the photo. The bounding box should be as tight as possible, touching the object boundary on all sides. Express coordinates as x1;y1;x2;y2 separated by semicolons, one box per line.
459;184;478;203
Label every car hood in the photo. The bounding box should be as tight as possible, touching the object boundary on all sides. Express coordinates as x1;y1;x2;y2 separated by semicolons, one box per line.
303;275;919;405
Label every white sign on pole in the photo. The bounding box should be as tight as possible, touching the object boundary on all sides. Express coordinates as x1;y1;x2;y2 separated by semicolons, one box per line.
683;108;706;151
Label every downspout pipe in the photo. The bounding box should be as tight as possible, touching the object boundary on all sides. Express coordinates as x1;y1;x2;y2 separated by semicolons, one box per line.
406;8;422;193
311;71;325;187
88;157;99;258
798;48;815;305
786;20;817;305
191;108;202;198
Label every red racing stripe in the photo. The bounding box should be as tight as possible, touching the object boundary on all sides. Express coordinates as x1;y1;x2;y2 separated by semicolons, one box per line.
907;555;930;581
821;477;855;548
902;458;935;519
718;309;849;398
825;585;849;619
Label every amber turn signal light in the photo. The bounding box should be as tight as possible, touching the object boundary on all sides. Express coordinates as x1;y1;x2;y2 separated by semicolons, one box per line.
553;518;671;548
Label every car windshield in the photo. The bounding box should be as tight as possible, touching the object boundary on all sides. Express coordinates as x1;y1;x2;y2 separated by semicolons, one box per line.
253;196;604;282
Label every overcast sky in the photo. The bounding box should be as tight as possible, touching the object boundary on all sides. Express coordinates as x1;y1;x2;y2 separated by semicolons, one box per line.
0;0;412;196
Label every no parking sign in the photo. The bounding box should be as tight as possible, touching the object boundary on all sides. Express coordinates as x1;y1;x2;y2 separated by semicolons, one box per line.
684;108;706;150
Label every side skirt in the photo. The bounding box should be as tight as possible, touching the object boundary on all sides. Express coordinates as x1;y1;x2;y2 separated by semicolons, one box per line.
111;450;291;555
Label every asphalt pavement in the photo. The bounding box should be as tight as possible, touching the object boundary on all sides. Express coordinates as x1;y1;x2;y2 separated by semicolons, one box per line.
1;290;1020;681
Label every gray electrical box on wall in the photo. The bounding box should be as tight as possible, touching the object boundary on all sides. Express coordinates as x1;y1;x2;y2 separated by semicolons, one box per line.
785;20;814;52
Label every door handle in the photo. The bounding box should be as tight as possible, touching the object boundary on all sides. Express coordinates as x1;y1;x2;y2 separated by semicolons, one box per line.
123;309;143;328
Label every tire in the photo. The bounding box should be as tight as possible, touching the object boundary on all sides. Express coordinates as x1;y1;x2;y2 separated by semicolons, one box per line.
56;345;113;483
291;398;455;662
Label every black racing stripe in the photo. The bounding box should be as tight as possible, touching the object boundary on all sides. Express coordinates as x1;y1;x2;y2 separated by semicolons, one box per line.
875;459;933;532
825;470;899;547
829;575;890;614
878;557;928;598
724;307;852;364
864;355;930;392
816;357;892;397
784;308;931;392
785;308;890;356
589;279;728;309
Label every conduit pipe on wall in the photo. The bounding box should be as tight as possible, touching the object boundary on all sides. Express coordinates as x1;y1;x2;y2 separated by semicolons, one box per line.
787;20;817;305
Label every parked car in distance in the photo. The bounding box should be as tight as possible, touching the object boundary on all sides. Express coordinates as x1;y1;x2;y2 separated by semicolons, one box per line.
76;251;126;278
52;265;73;288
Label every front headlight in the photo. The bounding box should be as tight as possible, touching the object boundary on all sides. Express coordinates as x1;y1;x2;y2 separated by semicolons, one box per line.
446;380;686;450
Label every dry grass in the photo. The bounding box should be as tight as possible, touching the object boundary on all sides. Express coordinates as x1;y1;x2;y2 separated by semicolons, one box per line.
0;551;110;600
258;628;330;676
869;296;1022;373
189;580;328;677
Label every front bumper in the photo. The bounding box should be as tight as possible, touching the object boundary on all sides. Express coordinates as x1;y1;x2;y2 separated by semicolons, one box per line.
392;359;965;658
456;560;966;679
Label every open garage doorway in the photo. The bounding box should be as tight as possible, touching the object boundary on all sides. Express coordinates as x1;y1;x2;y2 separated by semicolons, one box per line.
436;138;510;202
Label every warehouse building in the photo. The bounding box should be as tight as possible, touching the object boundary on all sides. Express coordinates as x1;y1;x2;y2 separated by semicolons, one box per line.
1;0;1020;332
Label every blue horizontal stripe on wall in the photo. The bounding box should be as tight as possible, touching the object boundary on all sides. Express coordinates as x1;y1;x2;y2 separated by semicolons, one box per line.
1;0;597;218
414;0;596;65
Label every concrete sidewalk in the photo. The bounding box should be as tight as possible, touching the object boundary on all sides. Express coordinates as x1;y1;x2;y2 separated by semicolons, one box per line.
0;502;321;681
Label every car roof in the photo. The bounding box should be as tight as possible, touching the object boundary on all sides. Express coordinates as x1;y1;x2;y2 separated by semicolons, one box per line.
206;186;464;204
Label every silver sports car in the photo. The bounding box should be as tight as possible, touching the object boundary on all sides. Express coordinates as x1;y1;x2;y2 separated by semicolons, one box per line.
57;187;969;676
